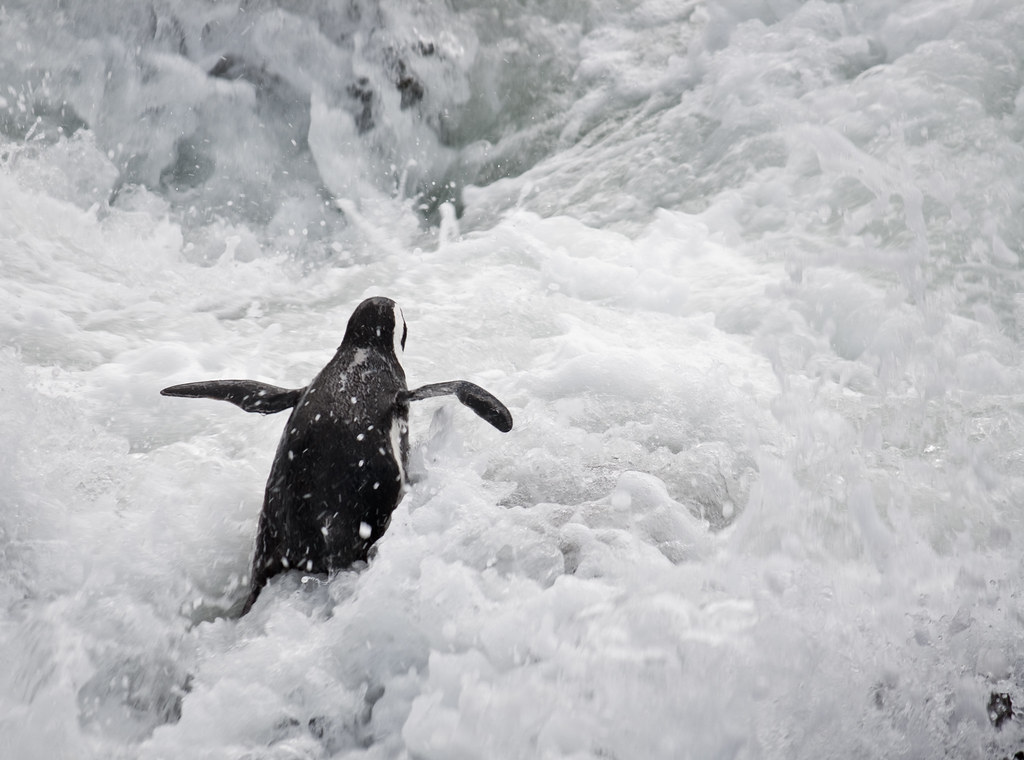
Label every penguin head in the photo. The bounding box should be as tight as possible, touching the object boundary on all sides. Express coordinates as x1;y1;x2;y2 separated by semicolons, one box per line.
343;297;407;356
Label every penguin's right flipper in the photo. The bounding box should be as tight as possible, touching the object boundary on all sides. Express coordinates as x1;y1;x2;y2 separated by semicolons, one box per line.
161;380;305;414
400;381;513;432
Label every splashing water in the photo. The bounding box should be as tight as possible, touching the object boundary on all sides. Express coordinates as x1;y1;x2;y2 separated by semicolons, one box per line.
2;1;1024;757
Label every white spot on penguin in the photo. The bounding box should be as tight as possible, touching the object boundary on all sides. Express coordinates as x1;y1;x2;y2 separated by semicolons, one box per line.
359;521;372;539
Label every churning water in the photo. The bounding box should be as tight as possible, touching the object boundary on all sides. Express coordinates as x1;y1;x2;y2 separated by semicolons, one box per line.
1;1;1023;757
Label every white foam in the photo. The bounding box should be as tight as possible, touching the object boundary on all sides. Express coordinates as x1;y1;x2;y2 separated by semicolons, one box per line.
2;1;1024;757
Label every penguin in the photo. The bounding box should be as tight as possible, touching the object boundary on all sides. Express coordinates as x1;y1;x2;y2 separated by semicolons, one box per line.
161;296;513;614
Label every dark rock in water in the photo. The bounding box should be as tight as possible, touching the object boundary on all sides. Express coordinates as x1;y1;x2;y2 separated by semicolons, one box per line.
347;77;376;134
160;136;215;192
207;54;283;88
394;59;424;110
77;654;190;740
988;691;1013;729
302;685;383;751
344;51;428;134
205;30;432;144
208;54;240;79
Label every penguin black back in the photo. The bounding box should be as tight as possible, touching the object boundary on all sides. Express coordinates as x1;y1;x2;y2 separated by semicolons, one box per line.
161;297;512;614
252;297;409;612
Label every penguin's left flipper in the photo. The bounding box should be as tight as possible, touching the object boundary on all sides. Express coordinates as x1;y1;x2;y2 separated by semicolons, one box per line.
161;380;305;414
400;381;513;432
